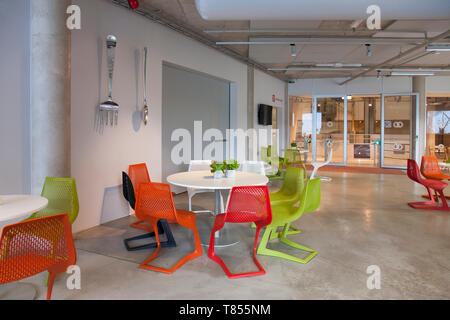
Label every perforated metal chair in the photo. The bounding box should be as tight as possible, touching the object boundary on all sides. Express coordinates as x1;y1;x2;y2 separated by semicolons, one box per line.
135;182;202;274
122;171;176;251
25;177;79;224
407;159;449;211
208;186;272;279
0;214;76;300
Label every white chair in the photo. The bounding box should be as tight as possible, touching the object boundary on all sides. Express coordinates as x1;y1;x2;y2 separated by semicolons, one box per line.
239;161;266;176
187;160;224;213
223;160;267;208
310;148;333;182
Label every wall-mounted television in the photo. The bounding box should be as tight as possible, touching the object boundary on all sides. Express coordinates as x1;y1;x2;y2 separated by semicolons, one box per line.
258;104;273;125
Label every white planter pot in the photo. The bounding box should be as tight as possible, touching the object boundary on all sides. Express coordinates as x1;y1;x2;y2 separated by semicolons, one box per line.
226;170;236;178
213;171;223;179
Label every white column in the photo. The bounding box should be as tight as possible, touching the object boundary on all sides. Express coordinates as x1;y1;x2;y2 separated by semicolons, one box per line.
31;0;71;193
412;76;426;162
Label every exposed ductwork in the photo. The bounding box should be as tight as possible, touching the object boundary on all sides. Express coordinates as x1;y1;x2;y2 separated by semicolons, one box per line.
195;0;450;20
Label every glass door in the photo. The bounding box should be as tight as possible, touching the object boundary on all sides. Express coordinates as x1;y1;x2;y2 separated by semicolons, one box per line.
381;94;418;169
314;96;347;165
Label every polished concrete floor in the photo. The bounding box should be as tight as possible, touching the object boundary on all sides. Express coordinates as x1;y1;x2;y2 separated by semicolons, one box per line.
9;172;450;300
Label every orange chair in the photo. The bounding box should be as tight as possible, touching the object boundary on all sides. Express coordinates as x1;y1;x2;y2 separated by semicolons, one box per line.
135;182;202;273
420;155;450;199
128;163;153;231
0;214;76;300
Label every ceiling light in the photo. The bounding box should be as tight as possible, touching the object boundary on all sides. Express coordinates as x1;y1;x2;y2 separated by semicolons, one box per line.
347;95;352;100
366;44;372;57
290;44;296;57
426;45;450;52
390;71;435;76
315;63;362;67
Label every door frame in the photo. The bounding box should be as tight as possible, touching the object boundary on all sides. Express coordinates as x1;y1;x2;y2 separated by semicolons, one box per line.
380;93;419;169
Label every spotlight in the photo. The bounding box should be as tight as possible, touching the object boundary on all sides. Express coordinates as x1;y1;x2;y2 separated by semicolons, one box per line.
366;44;372;57
290;44;296;57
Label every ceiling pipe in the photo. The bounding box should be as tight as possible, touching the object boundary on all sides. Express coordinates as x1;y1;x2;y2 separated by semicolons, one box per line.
109;0;289;82
339;29;450;85
204;29;429;34
195;0;450;20
216;41;435;45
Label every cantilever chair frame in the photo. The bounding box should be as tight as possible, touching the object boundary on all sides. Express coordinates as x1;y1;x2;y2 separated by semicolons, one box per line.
257;178;321;264
122;171;176;251
208;185;272;279
135;182;202;274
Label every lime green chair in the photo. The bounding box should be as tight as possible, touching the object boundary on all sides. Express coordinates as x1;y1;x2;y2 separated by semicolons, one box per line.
257;177;321;264
252;167;304;237
266;145;286;180
26;177;79;225
260;146;270;164
25;177;79;285
284;149;307;180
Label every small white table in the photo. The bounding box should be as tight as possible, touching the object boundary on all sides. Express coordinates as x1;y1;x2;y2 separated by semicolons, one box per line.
0;195;48;222
0;194;48;300
167;170;268;247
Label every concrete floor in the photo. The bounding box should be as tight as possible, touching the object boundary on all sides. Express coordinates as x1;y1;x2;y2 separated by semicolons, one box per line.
8;172;450;300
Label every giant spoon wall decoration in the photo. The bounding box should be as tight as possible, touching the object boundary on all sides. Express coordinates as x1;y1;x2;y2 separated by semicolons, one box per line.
100;35;119;126
143;47;149;125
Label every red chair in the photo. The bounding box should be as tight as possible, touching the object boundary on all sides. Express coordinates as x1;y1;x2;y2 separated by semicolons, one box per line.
420;155;450;200
406;159;449;211
0;214;76;300
135;182;202;273
208;186;272;279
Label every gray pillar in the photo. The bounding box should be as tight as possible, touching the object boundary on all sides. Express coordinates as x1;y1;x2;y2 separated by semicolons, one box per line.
31;0;71;194
412;76;426;162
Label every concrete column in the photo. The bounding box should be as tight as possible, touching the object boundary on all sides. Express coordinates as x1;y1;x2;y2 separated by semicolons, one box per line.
412;76;426;162
247;66;255;160
31;0;71;193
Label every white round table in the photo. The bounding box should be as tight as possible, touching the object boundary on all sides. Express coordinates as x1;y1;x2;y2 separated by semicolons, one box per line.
0;194;48;300
167;170;268;247
0;195;48;222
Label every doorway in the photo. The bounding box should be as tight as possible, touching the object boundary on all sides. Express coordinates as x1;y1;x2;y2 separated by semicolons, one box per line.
289;93;419;169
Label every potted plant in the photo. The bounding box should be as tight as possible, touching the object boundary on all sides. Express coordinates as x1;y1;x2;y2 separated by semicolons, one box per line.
225;159;240;178
210;161;225;179
291;141;297;148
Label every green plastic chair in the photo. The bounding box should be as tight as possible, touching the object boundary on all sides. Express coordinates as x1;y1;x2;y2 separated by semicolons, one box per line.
26;177;79;225
284;149;307;180
260;146;270;164
25;177;79;285
266;145;285;180
257;177;321;264
252;167;304;238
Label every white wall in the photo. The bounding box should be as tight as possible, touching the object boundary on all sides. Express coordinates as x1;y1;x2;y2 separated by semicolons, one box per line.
254;69;286;153
0;0;30;195
71;0;284;232
426;76;450;93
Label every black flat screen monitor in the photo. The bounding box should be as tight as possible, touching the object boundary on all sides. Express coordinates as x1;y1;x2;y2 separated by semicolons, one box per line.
258;104;273;125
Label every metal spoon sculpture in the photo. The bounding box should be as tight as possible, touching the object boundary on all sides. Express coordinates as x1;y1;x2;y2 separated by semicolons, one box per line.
143;47;149;125
100;35;119;126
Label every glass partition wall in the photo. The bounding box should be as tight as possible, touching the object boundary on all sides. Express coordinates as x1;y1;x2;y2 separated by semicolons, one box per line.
425;96;450;161
289;94;418;169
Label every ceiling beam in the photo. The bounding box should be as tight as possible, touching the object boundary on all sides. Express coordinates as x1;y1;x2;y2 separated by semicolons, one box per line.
338;29;450;85
109;0;289;82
